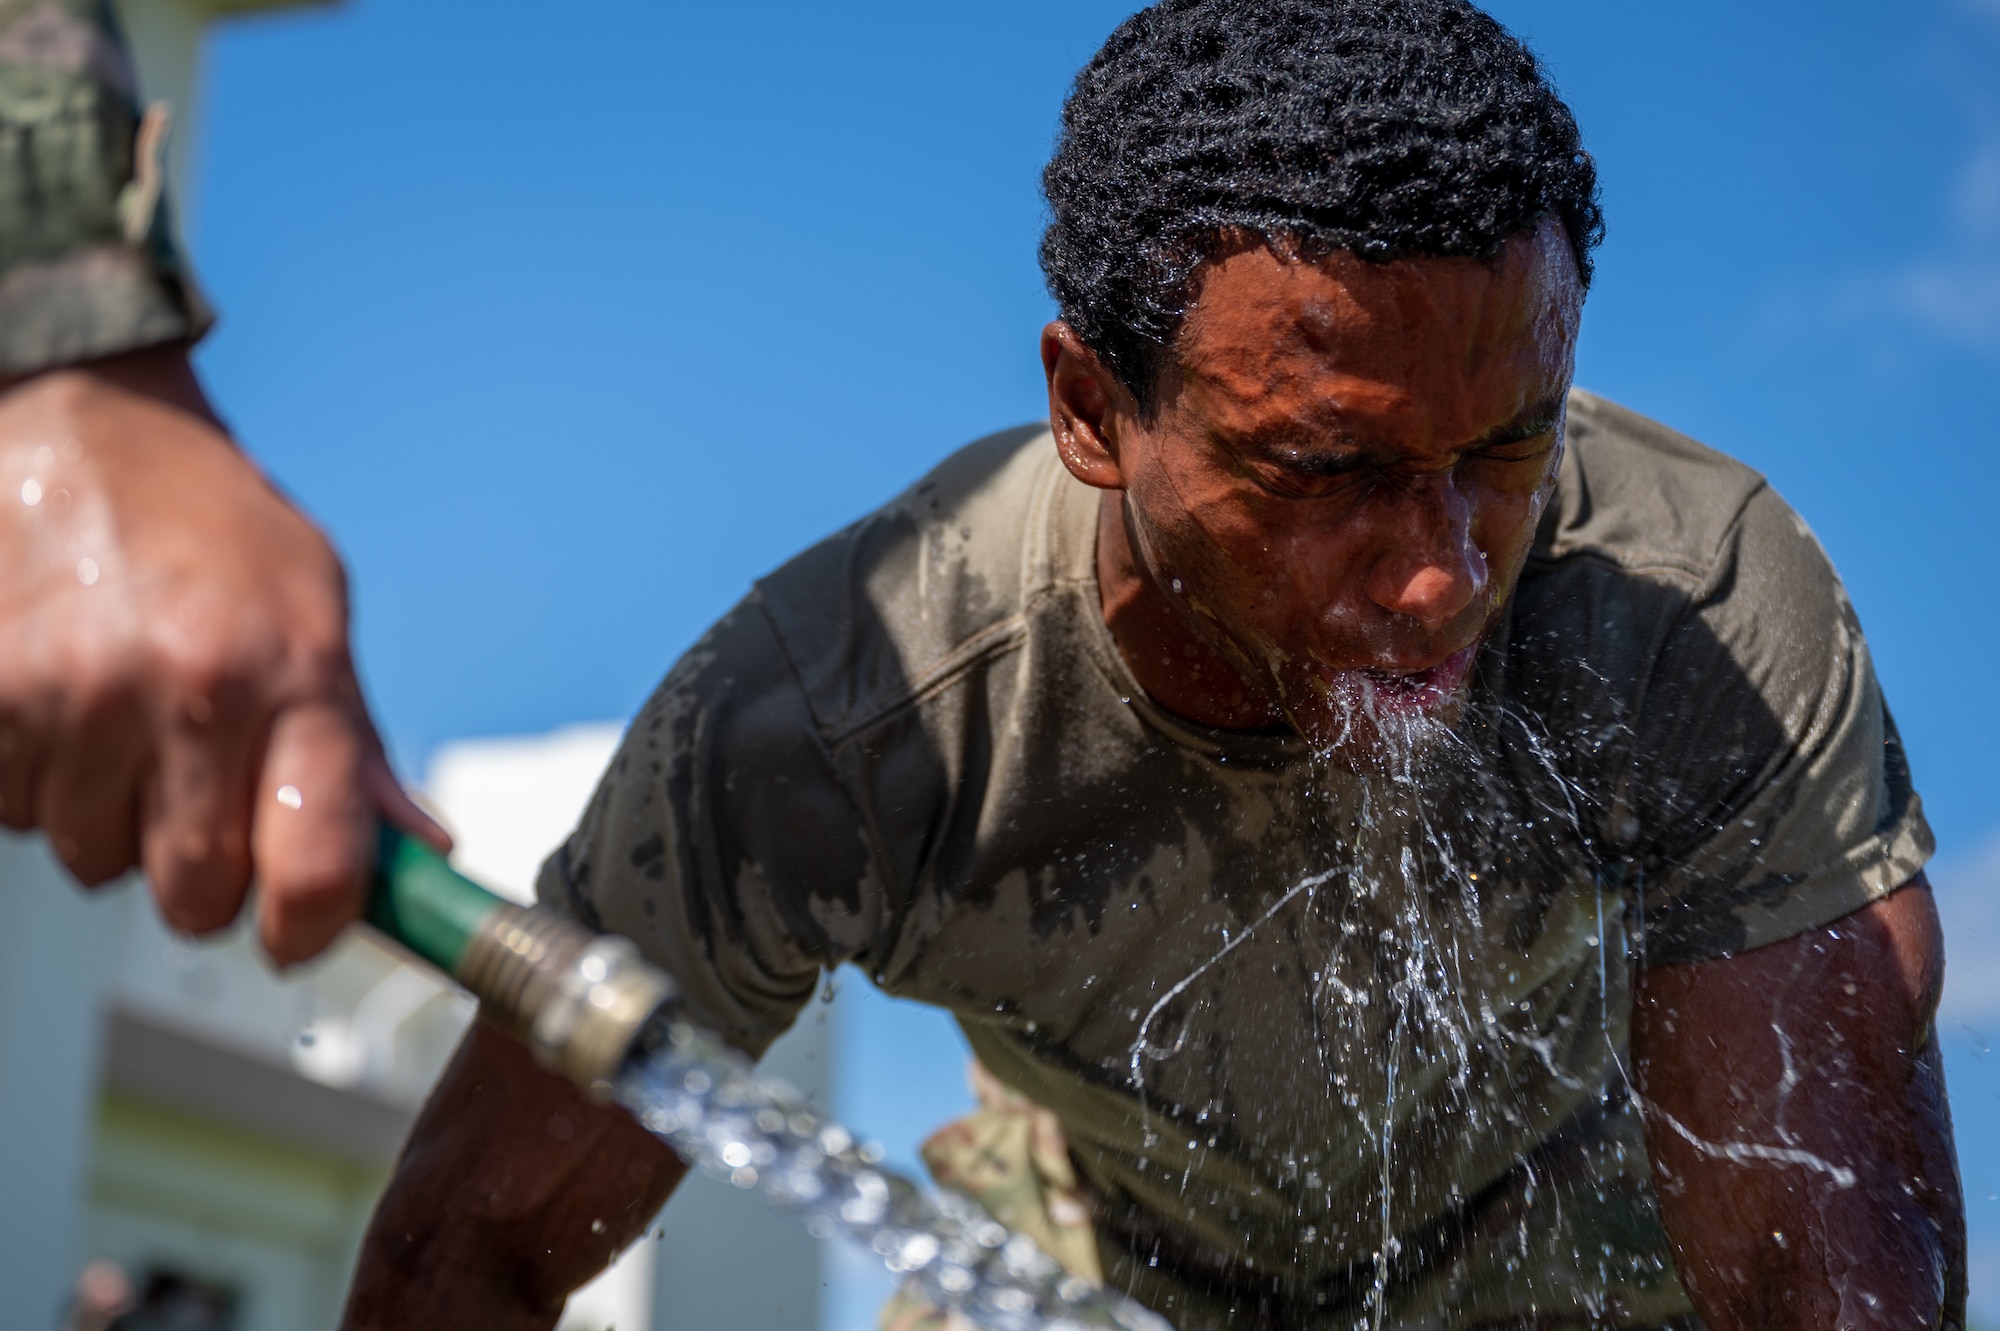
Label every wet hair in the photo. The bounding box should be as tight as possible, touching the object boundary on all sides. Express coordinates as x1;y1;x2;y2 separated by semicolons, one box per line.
1040;0;1603;410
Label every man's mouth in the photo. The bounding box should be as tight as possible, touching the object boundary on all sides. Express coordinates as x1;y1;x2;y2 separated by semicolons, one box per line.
1312;643;1480;719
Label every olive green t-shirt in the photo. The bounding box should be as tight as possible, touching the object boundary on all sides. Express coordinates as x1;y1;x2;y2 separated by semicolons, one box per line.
540;390;1931;1329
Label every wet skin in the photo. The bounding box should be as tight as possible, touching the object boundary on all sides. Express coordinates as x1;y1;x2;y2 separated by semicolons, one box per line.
1045;219;1580;758
340;227;1961;1329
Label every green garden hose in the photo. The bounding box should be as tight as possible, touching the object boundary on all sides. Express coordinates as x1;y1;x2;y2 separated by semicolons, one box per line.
367;827;675;1100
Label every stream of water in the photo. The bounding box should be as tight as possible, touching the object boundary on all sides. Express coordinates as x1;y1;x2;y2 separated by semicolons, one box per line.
615;1006;1176;1331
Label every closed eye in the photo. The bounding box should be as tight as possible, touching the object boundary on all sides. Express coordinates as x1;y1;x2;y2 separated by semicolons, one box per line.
1281;450;1370;478
1473;432;1558;463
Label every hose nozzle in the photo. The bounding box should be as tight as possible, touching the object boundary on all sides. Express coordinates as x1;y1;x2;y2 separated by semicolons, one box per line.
369;828;675;1099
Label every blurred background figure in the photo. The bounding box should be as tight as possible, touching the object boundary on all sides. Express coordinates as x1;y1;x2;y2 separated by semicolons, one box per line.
64;1263;241;1331
62;1259;135;1331
113;1271;239;1331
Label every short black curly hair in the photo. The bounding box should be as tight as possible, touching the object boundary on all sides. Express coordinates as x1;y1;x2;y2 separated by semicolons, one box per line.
1041;0;1603;410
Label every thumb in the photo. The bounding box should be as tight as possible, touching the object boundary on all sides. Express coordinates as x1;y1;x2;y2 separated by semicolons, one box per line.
366;754;452;857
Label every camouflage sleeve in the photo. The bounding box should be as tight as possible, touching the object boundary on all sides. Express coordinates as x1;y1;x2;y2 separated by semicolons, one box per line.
0;0;211;377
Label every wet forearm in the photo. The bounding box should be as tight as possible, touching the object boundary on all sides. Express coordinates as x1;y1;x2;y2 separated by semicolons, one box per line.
1635;883;1964;1330
344;1196;570;1331
1654;1162;1956;1330
342;1021;687;1330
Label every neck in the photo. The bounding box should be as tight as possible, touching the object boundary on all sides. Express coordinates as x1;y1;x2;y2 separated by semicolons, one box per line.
1094;490;1285;732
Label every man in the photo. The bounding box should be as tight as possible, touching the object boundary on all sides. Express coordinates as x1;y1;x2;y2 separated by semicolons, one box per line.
0;1;439;961
345;2;1964;1328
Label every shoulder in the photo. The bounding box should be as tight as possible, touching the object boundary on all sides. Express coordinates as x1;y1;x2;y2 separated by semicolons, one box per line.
1533;389;1772;586
753;423;1068;737
1505;391;1858;764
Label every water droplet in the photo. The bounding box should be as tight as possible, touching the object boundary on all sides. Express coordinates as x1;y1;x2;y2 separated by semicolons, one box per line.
276;785;303;810
19;478;40;506
75;556;98;585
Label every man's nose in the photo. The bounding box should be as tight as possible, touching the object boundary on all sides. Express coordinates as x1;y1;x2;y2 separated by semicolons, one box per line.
1361;476;1489;632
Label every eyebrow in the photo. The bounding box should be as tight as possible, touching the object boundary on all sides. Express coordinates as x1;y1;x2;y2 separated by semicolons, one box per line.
1467;397;1567;449
1242;396;1568;469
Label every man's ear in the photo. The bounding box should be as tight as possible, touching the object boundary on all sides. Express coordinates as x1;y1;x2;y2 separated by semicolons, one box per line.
1042;321;1130;491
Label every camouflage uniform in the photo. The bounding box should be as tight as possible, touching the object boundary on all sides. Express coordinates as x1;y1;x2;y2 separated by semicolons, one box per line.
0;0;208;377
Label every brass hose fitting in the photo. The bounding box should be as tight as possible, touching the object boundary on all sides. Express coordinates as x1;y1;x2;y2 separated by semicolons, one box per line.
371;831;677;1101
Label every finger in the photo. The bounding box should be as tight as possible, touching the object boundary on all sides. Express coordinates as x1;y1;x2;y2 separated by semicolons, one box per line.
252;698;375;967
365;753;452;855
0;706;47;831
138;699;258;937
0;629;60;831
37;694;147;887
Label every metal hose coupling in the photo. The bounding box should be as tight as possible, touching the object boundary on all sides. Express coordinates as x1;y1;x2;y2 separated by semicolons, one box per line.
457;903;679;1101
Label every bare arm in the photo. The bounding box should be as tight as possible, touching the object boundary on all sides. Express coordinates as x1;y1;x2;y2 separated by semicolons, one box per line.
342;1020;687;1330
1633;877;1964;1329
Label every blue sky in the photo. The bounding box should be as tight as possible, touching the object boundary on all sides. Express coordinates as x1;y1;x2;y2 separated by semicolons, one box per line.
184;0;2000;1322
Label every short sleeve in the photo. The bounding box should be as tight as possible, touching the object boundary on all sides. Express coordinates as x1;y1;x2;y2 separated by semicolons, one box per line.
1625;483;1932;964
535;590;888;1056
0;1;212;375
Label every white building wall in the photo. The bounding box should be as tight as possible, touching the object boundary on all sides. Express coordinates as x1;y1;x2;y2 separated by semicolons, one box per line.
0;840;126;1330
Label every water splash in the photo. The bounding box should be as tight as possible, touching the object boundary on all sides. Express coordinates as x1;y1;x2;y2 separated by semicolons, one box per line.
1116;677;1639;1326
1129;865;1340;1107
1106;666;1883;1327
1640;1098;1857;1189
615;1006;1175;1331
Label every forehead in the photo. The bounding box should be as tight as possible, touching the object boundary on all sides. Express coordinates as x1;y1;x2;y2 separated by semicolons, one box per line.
1171;224;1583;445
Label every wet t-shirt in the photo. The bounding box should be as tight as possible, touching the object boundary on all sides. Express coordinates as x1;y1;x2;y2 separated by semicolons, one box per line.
539;390;1932;1329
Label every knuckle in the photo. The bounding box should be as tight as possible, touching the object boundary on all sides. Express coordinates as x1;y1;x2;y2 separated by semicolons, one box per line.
63;648;139;718
157;888;243;937
152;836;252;904
262;853;365;917
282;634;359;708
158;634;241;709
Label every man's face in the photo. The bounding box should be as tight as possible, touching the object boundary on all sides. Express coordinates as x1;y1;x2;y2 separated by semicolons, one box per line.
1100;222;1582;759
